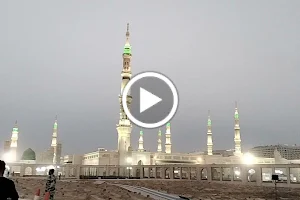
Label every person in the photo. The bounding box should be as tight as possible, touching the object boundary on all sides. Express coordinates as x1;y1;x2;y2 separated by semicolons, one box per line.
45;169;56;200
58;173;61;180
0;160;19;200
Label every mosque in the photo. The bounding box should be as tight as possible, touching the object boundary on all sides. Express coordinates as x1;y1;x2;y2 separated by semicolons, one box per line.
1;118;62;167
3;24;298;170
79;24;271;167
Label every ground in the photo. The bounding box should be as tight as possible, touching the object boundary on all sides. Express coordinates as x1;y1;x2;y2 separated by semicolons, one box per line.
12;178;300;200
107;179;300;200
14;178;151;200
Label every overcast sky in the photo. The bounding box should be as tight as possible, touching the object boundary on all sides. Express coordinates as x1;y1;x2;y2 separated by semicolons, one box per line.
0;1;299;156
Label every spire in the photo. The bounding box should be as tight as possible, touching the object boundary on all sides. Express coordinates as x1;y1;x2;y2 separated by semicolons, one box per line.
126;23;130;39
13;120;18;131
123;23;131;55
235;101;239;120
51;115;58;147
207;110;213;156
165;122;172;154
157;129;162;152
158;128;162;136
207;110;211;126
54;115;58;129
234;101;242;156
10;120;19;162
138;129;144;152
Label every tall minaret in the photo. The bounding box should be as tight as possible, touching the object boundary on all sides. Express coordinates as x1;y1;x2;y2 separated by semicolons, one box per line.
138;130;144;152
51;115;58;164
234;102;242;155
116;23;133;165
207;110;213;156
165;122;172;154
10;120;19;162
157;129;162;152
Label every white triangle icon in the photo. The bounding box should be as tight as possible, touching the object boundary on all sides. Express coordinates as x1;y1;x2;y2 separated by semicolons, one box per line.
140;87;162;113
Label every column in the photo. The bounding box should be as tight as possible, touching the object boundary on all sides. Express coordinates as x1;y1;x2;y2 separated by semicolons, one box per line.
139;166;143;179
241;166;248;183
256;167;262;186
230;167;234;181
170;167;174;179
207;167;212;181
286;167;291;186
76;165;81;179
180;167;183;179
196;167;201;181
162;167;166;179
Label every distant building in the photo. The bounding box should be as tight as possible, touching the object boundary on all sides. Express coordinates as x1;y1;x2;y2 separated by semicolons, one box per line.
249;145;300;160
3;140;11;154
63;154;83;165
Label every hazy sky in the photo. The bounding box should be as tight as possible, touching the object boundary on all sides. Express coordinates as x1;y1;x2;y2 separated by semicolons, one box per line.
0;1;299;156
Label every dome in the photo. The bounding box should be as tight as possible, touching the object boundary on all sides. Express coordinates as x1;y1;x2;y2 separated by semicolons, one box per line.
21;148;36;160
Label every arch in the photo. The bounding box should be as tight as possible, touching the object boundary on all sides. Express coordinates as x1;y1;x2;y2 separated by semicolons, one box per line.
25;167;32;175
137;160;143;165
201;168;208;180
248;168;256;182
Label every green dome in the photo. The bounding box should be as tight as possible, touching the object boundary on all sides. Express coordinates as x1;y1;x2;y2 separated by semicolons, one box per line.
21;148;36;160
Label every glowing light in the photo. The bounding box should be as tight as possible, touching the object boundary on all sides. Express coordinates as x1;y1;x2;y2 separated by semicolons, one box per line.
197;157;202;162
126;157;132;164
41;167;46;171
56;166;60;169
234;170;241;176
243;153;255;165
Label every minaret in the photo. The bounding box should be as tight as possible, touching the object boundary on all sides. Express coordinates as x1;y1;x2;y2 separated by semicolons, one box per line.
234;102;242;155
165;122;172;154
116;23;133;165
138;130;144;152
157;129;162;152
51;115;58;164
207;110;213;156
10;120;19;162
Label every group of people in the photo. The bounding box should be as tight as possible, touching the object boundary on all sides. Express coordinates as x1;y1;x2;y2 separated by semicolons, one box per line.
0;160;58;200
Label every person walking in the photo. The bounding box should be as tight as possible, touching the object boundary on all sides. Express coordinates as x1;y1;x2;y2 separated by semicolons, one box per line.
0;160;19;200
45;169;56;200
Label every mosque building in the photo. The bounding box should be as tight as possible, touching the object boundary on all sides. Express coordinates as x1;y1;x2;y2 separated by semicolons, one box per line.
1;117;62;166
81;24;250;166
4;24;300;170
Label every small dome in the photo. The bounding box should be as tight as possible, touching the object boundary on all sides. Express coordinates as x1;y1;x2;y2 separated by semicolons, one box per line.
21;148;36;160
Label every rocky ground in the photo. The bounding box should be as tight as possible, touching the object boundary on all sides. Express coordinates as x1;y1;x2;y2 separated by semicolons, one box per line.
107;179;300;200
12;178;300;200
13;178;152;200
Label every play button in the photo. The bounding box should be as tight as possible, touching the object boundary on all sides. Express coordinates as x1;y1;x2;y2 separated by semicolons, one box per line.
122;71;179;129
140;88;162;113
